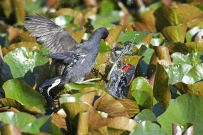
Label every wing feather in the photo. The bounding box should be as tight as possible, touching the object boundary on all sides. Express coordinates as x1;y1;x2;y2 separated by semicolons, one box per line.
25;14;78;53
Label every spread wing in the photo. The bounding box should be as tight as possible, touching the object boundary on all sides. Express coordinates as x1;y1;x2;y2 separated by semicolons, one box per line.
25;14;78;53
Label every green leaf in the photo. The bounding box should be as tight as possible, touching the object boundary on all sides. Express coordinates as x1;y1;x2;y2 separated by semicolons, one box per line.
153;63;171;110
134;109;156;122
154;5;203;30
65;82;106;91
164;64;192;84
132;120;166;135
3;79;46;108
0;112;36;130
131;77;153;109
99;40;111;52
118;31;150;44
100;1;115;15
171;52;203;66
91;11;121;29
4;47;49;78
22;116;63;135
161;24;187;43
157;94;203;135
150;38;164;46
182;63;203;84
132;90;152;109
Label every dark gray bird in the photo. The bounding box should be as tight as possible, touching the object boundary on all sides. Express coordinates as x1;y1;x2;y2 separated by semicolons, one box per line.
25;14;109;98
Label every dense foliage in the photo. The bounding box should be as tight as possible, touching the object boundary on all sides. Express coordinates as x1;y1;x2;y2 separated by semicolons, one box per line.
0;0;203;134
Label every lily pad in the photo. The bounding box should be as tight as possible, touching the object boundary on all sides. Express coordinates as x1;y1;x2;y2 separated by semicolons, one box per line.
157;94;203;135
4;47;49;78
3;78;46;113
132;120;166;135
134;109;156;122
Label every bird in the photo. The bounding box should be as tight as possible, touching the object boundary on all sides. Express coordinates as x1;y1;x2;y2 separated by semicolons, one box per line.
25;14;109;98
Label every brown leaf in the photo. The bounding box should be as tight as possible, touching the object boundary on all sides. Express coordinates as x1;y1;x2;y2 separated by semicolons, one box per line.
2;42;40;56
11;0;25;23
107;26;124;49
48;8;87;26
1;124;22;135
154;46;171;62
94;93;128;118
79;90;97;105
51;109;67;130
117;98;139;118
107;116;137;132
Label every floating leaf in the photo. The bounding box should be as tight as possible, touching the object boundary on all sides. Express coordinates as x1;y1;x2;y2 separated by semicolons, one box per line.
164;64;192;84
22;116;63;135
0;112;35;130
132;120;166;135
131;77;153;109
4;47;49;78
3;79;46;113
157;94;203;135
182;63;203;84
134;109;156;122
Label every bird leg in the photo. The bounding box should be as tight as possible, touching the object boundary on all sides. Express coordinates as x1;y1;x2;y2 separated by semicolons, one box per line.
76;78;101;84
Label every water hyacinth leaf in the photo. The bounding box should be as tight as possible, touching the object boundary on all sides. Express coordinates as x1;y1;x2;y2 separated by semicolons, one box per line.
22;116;63;135
154;5;203;30
171;52;203;66
186;27;202;42
4;47;49;78
164;64;193;84
0;112;36;130
157;94;203;135
153;63;171;110
134;109;156;122
132;120;166;135
161;24;187;43
3;79;46;107
182;63;203;84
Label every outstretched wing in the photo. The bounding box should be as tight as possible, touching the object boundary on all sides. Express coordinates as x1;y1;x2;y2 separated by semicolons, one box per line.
25;14;78;53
